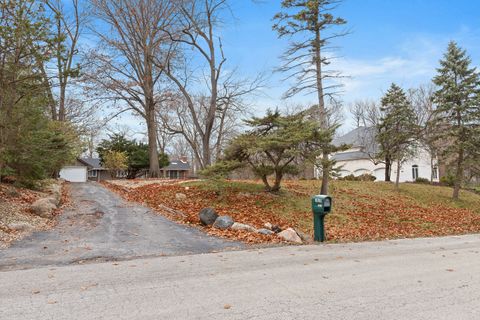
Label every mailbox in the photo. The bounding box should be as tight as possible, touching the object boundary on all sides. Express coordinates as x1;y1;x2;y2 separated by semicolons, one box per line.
311;195;332;242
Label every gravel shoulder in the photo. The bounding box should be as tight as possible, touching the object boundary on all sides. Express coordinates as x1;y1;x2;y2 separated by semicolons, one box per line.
0;182;242;270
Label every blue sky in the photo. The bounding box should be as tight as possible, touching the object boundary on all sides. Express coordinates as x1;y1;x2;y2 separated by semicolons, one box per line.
101;0;480;136
212;0;480;130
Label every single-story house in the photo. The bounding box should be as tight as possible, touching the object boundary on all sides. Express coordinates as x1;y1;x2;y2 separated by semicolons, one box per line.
317;127;440;183
161;158;191;179
76;157;111;181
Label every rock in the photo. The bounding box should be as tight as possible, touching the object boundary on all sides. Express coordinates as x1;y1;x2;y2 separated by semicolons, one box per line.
257;228;274;235
199;208;218;226
264;222;273;230
5;187;20;197
213;215;234;230
175;193;187;201
46;196;60;207
277;228;303;244
295;229;313;243
271;225;282;233
8;222;32;232
231;222;257;232
30;198;57;218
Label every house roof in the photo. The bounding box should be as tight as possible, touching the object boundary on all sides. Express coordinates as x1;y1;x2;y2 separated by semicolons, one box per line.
333;127;376;148
332;127;379;161
78;157;103;169
162;160;190;171
332;151;371;161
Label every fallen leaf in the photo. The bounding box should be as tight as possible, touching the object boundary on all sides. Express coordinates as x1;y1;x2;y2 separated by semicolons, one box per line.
224;304;232;309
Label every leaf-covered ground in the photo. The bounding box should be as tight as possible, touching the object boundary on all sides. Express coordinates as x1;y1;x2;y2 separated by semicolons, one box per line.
0;182;69;248
104;179;480;244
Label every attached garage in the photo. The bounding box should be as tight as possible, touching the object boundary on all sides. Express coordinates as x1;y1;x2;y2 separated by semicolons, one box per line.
59;166;87;183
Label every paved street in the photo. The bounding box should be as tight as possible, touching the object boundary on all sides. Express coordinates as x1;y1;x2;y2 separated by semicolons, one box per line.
0;183;241;270
1;234;480;319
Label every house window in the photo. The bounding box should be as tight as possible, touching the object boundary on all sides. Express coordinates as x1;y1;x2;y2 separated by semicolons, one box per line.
432;166;438;179
412;165;419;180
88;170;97;178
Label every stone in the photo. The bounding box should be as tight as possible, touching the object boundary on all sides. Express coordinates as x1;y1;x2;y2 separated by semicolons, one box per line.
175;193;187;201
231;222;257;232
46;196;60;207
5;187;20;197
271;225;282;233
30;198;57;218
295;229;313;243
8;222;32;232
277;228;303;244
257;228;274;235
213;216;234;230
199;208;218;226
264;222;273;230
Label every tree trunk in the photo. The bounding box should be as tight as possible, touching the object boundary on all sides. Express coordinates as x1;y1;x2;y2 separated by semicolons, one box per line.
146;108;160;178
314;26;329;195
261;174;271;191
320;151;329;195
395;159;401;190
385;156;391;182
272;171;283;192
453;146;464;199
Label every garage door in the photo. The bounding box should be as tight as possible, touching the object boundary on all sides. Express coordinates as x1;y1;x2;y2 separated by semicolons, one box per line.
59;166;87;182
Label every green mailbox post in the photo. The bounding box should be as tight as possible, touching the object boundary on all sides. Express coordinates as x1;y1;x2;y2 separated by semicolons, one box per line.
311;195;332;242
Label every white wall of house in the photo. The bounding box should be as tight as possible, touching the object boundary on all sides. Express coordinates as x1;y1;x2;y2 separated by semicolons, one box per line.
327;148;439;183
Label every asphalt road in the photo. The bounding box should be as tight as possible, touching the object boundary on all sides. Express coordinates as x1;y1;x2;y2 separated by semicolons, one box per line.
0;182;241;270
1;234;480;319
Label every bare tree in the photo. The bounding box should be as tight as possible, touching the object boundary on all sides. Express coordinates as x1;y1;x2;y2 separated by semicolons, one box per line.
85;0;175;177
156;0;229;169
43;0;83;121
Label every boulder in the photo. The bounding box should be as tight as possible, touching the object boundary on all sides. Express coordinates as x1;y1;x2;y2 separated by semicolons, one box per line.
295;229;313;243
213;216;234;230
30;198;57;218
199;208;218;226
277;228;302;244
8;222;32;232
46;196;60;207
175;193;187;201
5;187;20;197
271;225;282;233
257;228;274;235
231;222;257;232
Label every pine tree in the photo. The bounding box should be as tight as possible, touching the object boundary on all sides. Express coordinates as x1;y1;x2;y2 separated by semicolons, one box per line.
273;0;347;195
431;41;480;199
377;83;417;187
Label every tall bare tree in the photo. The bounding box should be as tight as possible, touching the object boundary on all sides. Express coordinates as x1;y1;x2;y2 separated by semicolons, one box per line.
156;0;228;169
43;0;83;121
273;0;348;195
86;0;175;177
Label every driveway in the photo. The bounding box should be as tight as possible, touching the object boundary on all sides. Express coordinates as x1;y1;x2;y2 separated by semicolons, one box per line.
1;234;480;319
0;182;242;270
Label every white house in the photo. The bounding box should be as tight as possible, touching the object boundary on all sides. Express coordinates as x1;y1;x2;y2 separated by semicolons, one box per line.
317;127;440;183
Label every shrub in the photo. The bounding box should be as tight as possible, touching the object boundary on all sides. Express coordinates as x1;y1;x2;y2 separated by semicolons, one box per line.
338;173;376;181
440;174;455;187
415;177;430;184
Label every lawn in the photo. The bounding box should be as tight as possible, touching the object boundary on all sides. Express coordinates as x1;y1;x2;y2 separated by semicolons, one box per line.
104;179;480;244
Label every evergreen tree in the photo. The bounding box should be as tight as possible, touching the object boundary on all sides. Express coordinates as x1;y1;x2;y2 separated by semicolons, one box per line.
97;134;169;179
203;110;320;192
431;41;480;199
273;0;347;195
377;83;417;187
